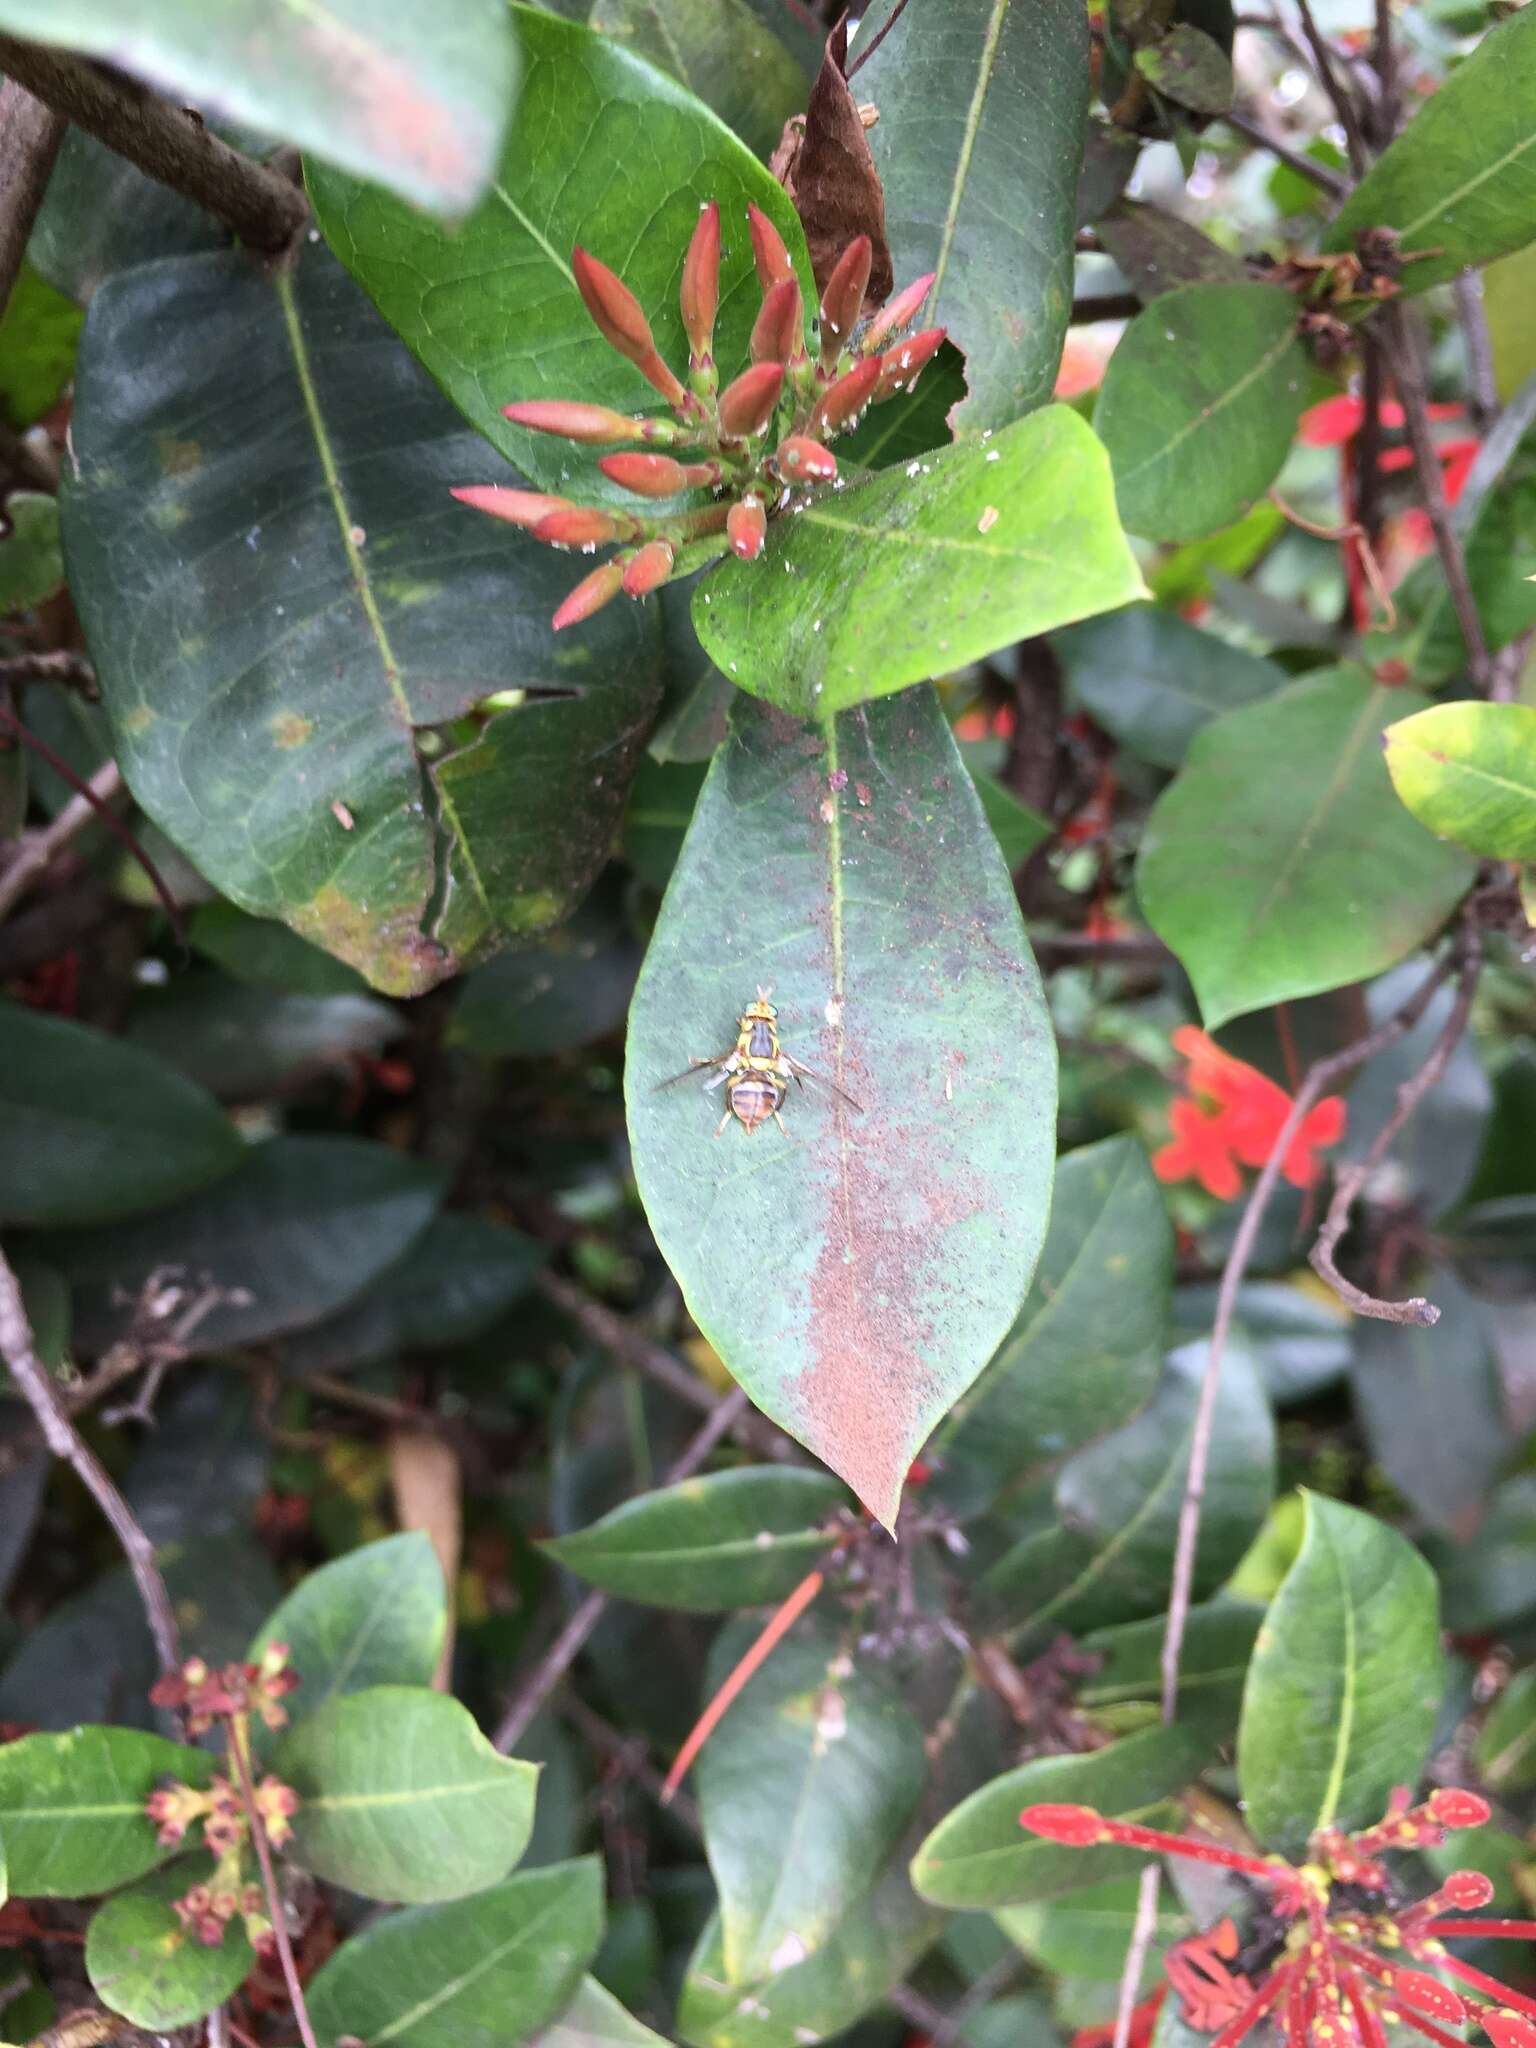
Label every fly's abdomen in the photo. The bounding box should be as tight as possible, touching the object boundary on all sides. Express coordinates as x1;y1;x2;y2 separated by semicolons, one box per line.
728;1072;785;1130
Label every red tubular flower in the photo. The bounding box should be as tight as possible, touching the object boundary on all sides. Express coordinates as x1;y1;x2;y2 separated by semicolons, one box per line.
727;494;766;561
599;452;691;498
812;354;881;435
1152;1097;1245;1201
873;327;946;401
777;435;837;483
534;507;628;549
680;200;720;364
449;485;573;530
621;539;676;597
751;278;806;368
718;361;784;438
552;560;626;632
1154;1027;1347;1201
571;245;686;408
501;400;649;443
746;202;795;291
819;234;872;365
863;271;936;352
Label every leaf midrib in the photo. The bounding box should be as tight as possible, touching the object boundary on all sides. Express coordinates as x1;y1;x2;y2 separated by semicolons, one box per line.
929;0;1013;314
1311;1516;1359;1834
367;1882;577;2045
1118;312;1297;486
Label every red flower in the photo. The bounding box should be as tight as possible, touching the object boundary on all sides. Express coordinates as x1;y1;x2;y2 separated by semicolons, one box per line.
1152;1028;1346;1201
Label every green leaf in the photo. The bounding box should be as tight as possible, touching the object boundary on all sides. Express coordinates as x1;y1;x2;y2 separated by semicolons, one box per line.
448;877;644;1058
125;974;399;1101
0;493;64;612
309;5;812;498
0;1728;210;1898
624;688;1057;1527
838;341;970;472
278;1686;537;1903
1137;669;1477;1029
543;1466;847;1610
997;1873;1192;1985
1172;1281;1353;1405
1095;284;1311;542
1052;604;1285;770
0;1002;242;1226
910;1725;1206;1909
0;264;82;429
967;753;1053;870
86;1856;254;2029
1384;701;1536;862
1473;1666;1536;1794
281;1214;542;1376
697;1621;928;1984
622;758;709;891
29;129;223;307
63;243;660;998
1323;5;1536;296
37;1135;443;1350
677;1862;943;2048
306;1859;604;2048
249;1534;446;1729
1076;1600;1265;1743
536;1977;672;2048
1096;202;1247;301
187;903;374;997
978;1339;1276;1641
589;0;806;159
932;1136;1174;1518
693;406;1145;717
0;0;519;215
857;0;1087;433
1237;1491;1446;1853
1134;23;1232;114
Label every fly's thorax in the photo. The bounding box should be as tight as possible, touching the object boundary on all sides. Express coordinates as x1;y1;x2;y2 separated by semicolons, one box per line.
745;1017;778;1060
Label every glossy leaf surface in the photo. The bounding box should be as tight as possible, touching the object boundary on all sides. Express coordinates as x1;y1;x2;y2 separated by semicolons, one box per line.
249;1533;447;1726
537;1978;672;2048
625;689;1057;1527
0;1728;209;1897
589;0;806;159
86;1858;254;2028
1384;702;1536;861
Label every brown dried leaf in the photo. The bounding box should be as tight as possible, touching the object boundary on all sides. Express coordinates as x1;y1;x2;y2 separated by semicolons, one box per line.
773;23;893;309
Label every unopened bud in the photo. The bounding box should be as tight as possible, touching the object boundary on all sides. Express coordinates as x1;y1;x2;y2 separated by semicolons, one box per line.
1389;1972;1465;2025
820;235;873;366
1018;1804;1105;1846
1429;1789;1492;1829
812;354;880;434
1485;2017;1536;2048
747;203;795;291
451;486;573;530
622;539;676;597
502;399;648;443
727;495;767;561
681;201;720;361
600;452;689;498
863;272;937;353
873;327;946;402
571;245;686;408
777;435;837;483
553;560;626;632
1440;1870;1496;1909
534;507;624;548
719;361;784;438
751;278;805;368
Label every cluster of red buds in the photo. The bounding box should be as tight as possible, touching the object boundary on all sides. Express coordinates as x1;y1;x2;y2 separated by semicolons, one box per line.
148;1642;300;1734
146;1770;298;1854
452;201;945;630
1023;1786;1536;2048
172;1876;273;1954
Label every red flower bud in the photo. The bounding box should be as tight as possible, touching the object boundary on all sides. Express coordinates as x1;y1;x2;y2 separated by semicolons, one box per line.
1441;1870;1496;1909
812;354;880;434
727;495;766;561
600;452;689;498
719;361;784;438
819;235;873;365
1430;1788;1492;1829
501;399;647;443
451;485;573;530
747;203;795;291
751;277;805;368
1018;1804;1105;1846
863;272;937;352
1485;2018;1536;2048
681;201;720;361
571;245;686;408
622;539;676;597
777;435;837;483
534;508;624;548
553;560;626;632
1389;1972;1465;2025
873;327;946;402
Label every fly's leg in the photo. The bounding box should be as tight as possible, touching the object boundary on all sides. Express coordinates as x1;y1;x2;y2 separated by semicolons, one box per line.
773;1110;789;1135
713;1106;734;1137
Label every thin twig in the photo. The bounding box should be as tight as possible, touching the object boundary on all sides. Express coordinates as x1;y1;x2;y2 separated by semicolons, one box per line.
225;1720;320;2048
1310;937;1483;1322
1071;291;1143;324
0;747;125;922
1223;107;1349;194
1455;363;1536;537
0;651;97;695
1372;0;1397;147
0;36;307;257
1379;304;1493;692
845;0;912;78
558;1691;701;1835
931;1954;1021;2048
1112;1867;1164;2048
0;1242;181;1672
492;1387;752;1752
1292;0;1368;170
0;78;66;317
1454;272;1500;435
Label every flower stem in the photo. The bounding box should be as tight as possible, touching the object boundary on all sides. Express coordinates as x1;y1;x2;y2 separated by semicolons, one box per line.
225;1716;319;2048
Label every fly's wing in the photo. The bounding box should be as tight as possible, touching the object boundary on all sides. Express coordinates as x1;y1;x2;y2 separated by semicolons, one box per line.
653;1053;733;1091
782;1053;865;1112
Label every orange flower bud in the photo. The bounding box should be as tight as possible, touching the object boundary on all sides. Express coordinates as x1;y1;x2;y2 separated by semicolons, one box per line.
553;559;626;632
450;485;572;530
747;202;795;291
600;452;689;498
719;361;784;438
680;200;720;361
863;272;937;352
727;495;767;560
622;539;676;596
812;353;880;434
501;399;647;443
819;235;872;365
750;277;805;367
571;245;686;408
872;327;946;401
777;435;837;483
534;507;624;548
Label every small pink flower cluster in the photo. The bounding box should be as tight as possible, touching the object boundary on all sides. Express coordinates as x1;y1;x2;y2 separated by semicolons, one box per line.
148;1642;299;1734
454;202;945;629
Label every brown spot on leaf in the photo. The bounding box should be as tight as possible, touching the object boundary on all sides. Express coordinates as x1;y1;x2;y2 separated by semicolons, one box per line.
771;24;894;309
157;437;202;477
270;711;314;750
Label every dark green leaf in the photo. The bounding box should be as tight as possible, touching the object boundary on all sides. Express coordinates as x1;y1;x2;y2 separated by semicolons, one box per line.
649;576;734;764
187;903;375;996
1324;6;1536;295
589;0;805;159
1077;126;1143;230
306;1859;604;2048
278;1686;537;1902
447;877;644;1061
29;129;224;306
1096;202;1247;301
38;1135;443;1350
1474;1667;1536;1793
1052;604;1285;770
1134;24;1232;113
933;1136;1173;1518
0;263;82;428
1095;283;1311;541
125;972;398;1100
0;1727;210;1897
1171;1281;1352;1404
0;1454;46;1604
997;1874;1192;1984
697;1620;928;1984
536;1977;672;2048
910;1724;1205;1909
0;492;64;611
1237;1491;1446;1853
858;0;1089;432
838;341;969;471
543;1466;846;1610
86;1856;254;2028
960;743;1053;868
125;1375;269;1546
63;244;659;997
1385;702;1536;861
281;1214;542;1376
625;689;1057;1527
693;406;1145;716
249;1533;447;1726
1077;1600;1265;1743
0;0;519;214
1137;669;1477;1029
1429;1476;1536;1634
978;1340;1275;1641
0;1001;241;1226
309;6;812;497
622;759;709;893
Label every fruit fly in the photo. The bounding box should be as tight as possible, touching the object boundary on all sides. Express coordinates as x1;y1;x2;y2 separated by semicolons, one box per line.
656;987;863;1136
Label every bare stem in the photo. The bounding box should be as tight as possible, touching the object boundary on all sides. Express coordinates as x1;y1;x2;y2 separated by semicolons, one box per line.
1112;1867;1164;2048
225;1720;320;2048
1223;107;1349;194
1292;0;1368;170
0;78;66;317
0;34;307;257
0;752;125;923
0;1242;181;1672
1454;271;1500;434
0;652;98;695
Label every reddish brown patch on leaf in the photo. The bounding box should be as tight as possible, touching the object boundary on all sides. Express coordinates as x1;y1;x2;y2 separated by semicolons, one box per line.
771;24;894;309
